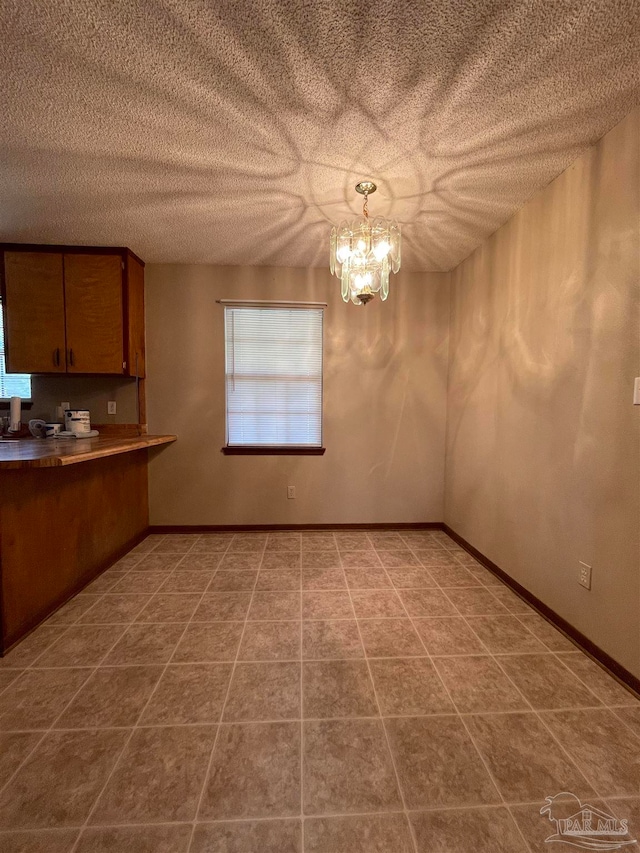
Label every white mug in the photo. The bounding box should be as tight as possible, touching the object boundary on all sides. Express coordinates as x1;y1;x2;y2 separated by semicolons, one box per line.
64;410;91;435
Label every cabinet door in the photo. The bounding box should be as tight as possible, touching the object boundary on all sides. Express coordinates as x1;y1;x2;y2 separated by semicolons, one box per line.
2;251;66;373
64;253;124;373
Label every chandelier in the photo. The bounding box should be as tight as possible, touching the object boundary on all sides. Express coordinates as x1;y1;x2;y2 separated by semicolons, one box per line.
329;181;401;305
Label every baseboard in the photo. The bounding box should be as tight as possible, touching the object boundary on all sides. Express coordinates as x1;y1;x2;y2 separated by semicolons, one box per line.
148;522;442;533
443;524;640;698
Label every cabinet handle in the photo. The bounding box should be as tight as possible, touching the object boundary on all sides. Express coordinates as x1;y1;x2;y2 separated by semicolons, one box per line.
68;348;74;366
54;347;60;367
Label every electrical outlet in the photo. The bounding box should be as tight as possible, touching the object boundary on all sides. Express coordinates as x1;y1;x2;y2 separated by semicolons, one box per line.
107;401;117;415
634;377;640;405
578;561;592;590
57;402;70;419
287;486;296;499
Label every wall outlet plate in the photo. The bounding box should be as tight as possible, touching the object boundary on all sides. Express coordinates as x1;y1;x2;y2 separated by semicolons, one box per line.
107;401;117;415
634;377;640;405
287;486;296;499
579;561;592;590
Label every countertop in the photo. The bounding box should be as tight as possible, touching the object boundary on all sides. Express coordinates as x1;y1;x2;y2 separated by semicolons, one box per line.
0;434;177;469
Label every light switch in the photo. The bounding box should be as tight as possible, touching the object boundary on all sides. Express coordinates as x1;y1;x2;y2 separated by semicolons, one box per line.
634;377;640;405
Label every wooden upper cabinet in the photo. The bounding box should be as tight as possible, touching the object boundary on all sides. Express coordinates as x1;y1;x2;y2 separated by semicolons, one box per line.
0;245;145;377
3;252;66;373
64;254;123;374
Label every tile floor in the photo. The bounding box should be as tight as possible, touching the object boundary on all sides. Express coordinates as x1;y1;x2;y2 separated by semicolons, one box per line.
0;529;638;852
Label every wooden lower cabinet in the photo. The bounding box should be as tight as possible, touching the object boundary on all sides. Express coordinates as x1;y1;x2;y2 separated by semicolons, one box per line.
0;450;149;651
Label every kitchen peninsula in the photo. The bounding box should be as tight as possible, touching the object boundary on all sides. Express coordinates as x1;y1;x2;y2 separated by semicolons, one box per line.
0;434;176;652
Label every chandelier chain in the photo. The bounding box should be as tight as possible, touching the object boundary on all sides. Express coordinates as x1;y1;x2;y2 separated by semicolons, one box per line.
362;193;369;219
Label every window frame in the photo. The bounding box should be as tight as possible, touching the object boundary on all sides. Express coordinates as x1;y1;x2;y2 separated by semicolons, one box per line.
220;300;326;456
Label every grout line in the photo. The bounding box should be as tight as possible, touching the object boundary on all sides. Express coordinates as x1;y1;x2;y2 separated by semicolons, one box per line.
185;532;268;851
341;556;420;853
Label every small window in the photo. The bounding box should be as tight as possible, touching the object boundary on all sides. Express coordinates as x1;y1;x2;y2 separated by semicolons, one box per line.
224;305;323;450
0;305;31;400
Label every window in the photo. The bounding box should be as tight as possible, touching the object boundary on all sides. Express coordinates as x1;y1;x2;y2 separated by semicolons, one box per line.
0;305;31;400
224;304;324;451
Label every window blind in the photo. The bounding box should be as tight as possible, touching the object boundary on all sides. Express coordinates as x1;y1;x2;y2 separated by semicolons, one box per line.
0;303;31;399
224;306;323;447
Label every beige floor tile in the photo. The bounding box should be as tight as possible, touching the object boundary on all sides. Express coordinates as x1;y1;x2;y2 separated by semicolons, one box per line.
414;551;460;567
109;572;168;594
191;537;233;553
200;721;301;819
302;568;347;590
516;613;576;651
0;731;41;786
219;553;262;571
302;534;336;549
410;806;529;853
488;586;531;614
304;813;413;852
466;712;596;802
265;534;301;552
301;551;342;569
46;596;103;626
0;627;65;670
261;551;301;569
91;725;216;824
172;622;244;663
55;666;163;729
445;587;510;616
433;655;529;713
175;554;223;571
223;661;301;721
378;550;421;569
134;554;183;572
153;540;196;555
257;569;302;590
77;594;152;624
303;620;365;660
303;718;402;815
158;571;216;593
466;565;504;586
0;828;79;852
192;819;301;853
76;823;192;852
385;715;500;809
82;573;127;594
239;621;301;661
358;619;426;658
386;567;438;588
541;707;640;796
192;593;251;621
510;797;620;853
613;705;640;738
413;617;486;655
343;567;392;588
0;728;129;828
427;565;479;588
339;551;382;568
350;590;405;618
0;668;91;730
556;652;639;706
497;653;602;709
103;623;185;665
334;534;372;550
141;663;232;724
369;533;406;549
208;570;258;592
400;533;441;548
35;626;126;668
227;539;266;554
303;660;378;718
370;657;455;716
0;669;22;692
466;615;547;653
397;589;458;617
302;592;354;620
249;591;301;621
134;593;201;623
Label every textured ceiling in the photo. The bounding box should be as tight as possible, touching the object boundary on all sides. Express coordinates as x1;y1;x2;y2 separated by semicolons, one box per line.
1;1;639;271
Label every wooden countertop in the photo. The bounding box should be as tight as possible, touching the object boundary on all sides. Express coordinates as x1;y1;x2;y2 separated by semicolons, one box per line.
0;435;177;469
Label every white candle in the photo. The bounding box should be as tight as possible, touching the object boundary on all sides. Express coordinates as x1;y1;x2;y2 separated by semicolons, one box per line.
9;396;21;432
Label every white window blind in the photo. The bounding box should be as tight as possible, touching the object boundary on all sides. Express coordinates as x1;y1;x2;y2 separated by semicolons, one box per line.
0;303;31;399
225;306;323;447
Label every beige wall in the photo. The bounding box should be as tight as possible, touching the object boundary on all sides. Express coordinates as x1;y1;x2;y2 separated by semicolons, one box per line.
30;375;138;425
146;265;450;526
444;108;640;676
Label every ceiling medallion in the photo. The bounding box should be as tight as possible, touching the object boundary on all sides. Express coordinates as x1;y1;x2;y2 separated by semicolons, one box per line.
330;181;401;305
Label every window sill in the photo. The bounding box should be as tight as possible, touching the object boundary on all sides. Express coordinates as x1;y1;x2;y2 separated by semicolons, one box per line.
222;446;326;456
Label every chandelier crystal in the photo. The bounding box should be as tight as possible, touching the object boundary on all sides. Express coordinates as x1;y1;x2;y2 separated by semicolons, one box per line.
330;181;401;305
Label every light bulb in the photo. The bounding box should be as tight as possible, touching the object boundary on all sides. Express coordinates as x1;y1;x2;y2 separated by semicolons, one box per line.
373;240;390;261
